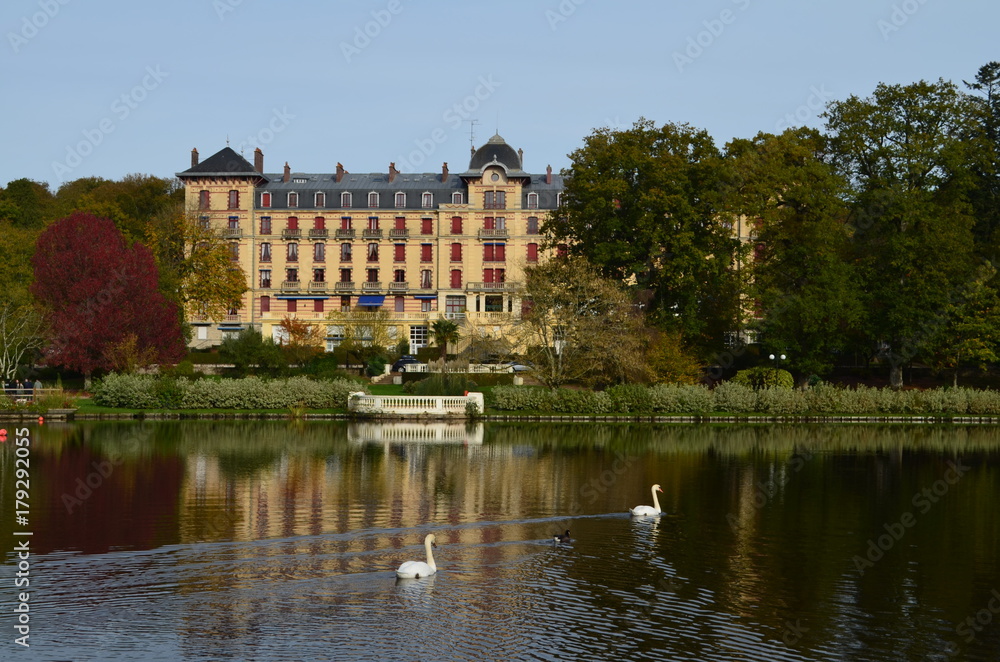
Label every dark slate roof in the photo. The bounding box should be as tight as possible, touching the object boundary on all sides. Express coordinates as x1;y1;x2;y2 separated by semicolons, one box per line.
463;133;527;177
177;147;266;179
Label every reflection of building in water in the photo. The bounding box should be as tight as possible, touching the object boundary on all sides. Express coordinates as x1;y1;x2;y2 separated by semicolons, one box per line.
348;422;484;446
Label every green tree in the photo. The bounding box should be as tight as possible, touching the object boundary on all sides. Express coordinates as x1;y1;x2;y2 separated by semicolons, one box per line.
825;79;984;387
219;328;285;376
727;128;863;378
547;118;744;354
0;179;54;229
964;61;1000;263
429;317;461;362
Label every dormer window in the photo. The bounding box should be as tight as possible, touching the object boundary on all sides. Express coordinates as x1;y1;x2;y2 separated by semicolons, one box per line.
557;192;565;207
368;192;379;208
395;192;406;208
452;192;463;204
288;192;298;208
341;192;352;208
422;192;433;209
526;192;538;209
261;192;271;208
315;192;326;208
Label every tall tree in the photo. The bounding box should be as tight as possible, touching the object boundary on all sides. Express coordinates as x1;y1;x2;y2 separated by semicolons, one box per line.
824;79;983;387
0;302;46;381
0;178;54;229
727;128;863;378
31;212;186;382
546;118;744;354
964;61;1000;264
429;318;461;362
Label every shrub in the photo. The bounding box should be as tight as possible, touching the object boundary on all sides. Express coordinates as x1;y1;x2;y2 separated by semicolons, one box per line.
731;367;794;390
606;384;653;413
92;373;159;408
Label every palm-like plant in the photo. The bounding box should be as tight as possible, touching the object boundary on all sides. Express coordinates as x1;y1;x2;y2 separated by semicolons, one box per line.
429;317;461;362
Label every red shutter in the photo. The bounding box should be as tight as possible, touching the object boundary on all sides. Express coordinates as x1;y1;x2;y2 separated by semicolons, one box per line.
451;270;462;288
495;244;505;261
315;216;325;230
260;296;270;313
395;216;406;230
314;300;324;313
394;244;405;261
262;192;271;208
421;244;432;261
484;217;495;230
288;216;299;230
451;216;462;234
451;243;462;261
483;244;494;261
421;218;433;234
527;243;537;262
483;269;494;283
341;216;351;229
287;300;297;313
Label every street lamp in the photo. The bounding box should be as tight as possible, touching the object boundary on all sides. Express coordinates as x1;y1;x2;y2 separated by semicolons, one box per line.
769;353;786;367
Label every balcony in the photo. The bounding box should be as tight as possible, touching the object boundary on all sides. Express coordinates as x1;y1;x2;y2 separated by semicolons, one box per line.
221;227;242;239
478;228;509;239
308;281;328;293
281;280;301;292
335;282;355;292
483;202;506;210
388;282;409;292
224;314;242;323
282;228;301;239
466;281;519;293
444;311;466;320
362;281;382;292
260;281;272;290
335;228;356;239
389;228;409;239
308;228;329;239
362;228;383;239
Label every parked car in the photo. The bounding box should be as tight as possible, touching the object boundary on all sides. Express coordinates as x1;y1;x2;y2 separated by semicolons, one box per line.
503;361;533;373
392;356;425;372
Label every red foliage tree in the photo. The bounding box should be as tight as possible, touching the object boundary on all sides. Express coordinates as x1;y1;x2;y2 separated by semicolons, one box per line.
31;212;186;378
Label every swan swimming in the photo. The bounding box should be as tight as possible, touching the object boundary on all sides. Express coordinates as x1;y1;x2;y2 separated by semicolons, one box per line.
396;533;437;579
553;529;571;543
630;484;663;516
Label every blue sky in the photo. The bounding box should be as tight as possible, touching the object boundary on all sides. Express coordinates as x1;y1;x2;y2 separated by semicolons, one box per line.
3;0;997;189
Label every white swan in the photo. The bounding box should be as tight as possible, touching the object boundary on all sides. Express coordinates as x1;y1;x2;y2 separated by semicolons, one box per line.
395;533;437;579
630;484;663;516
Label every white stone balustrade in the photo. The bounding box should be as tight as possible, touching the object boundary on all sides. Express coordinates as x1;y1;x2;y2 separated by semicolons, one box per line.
348;392;484;418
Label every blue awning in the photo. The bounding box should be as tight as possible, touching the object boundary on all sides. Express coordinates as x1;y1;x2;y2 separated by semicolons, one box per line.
413;294;437;300
357;295;385;306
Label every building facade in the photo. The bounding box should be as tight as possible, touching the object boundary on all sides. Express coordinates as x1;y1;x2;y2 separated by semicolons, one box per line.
177;134;564;353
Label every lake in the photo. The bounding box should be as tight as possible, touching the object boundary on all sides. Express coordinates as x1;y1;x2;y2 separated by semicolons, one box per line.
1;421;999;661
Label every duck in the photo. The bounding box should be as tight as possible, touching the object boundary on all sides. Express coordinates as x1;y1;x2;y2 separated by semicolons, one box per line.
553;529;571;543
395;533;437;579
630;484;663;517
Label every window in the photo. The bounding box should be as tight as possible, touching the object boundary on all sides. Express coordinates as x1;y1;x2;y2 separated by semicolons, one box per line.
557;243;568;258
395;192;406;208
452;192;463;204
483;243;505;261
287;299;297;313
199;190;210;210
198;215;210;230
394;296;405;312
340;268;352;282
451;216;462;234
394;269;406;283
228;190;239;209
315;192;325;207
484;217;495;230
420;244;432;262
341;243;352;261
260;296;270;313
368;192;379;208
422;192;433;209
314;268;325;282
367;243;379;261
394;244;405;261
410;325;428;349
483;268;505;284
557;193;565;207
314;216;326;230
287;268;298;282
340;296;351;312
420;269;432;289
229;243;239;262
341;216;352;229
260;216;271;234
394;216;406;230
259;269;271;288
484;295;503;312
496;217;506;230
287;243;298;261
450;269;462;288
527;216;539;234
314;243;325;262
368;216;379;230
260;243;272;262
288;192;298;208
341;192;352;208
228;216;240;230
367;268;379;283
527;244;539;262
446;295;466;315
314;299;324;313
451;243;462;261
484;191;505;209
526;192;538;209
261;192;271;208
421;299;433;313
421;218;433;234
287;216;299;230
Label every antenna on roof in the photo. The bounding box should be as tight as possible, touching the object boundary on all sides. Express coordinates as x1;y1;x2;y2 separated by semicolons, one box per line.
466;119;479;154
226;135;230;147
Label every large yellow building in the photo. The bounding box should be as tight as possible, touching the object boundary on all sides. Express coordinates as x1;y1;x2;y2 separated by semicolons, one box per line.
177;135;564;352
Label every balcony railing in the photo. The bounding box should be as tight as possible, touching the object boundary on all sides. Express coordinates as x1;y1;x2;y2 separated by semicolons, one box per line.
336;228;356;239
478;228;508;239
308;281;328;292
309;228;329;239
362;281;382;291
483;202;506;210
466;281;519;292
444;311;466;320
281;280;301;292
389;228;409;238
282;228;301;239
335;282;355;292
221;228;242;239
260;281;272;289
362;228;383;239
388;282;409;292
224;314;242;323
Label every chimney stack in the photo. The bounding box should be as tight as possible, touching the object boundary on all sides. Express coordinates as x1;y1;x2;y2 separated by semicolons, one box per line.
517;148;523;168
254;148;263;174
283;162;290;183
191;148;199;168
336;162;346;183
441;162;449;181
546;165;552;185
389;162;399;183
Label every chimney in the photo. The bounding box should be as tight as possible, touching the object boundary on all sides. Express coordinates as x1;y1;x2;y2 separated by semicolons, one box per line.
254;148;263;174
389;162;399;183
336;162;345;183
191;148;199;168
546;165;552;185
517;148;523;168
283;162;290;183
441;162;449;181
